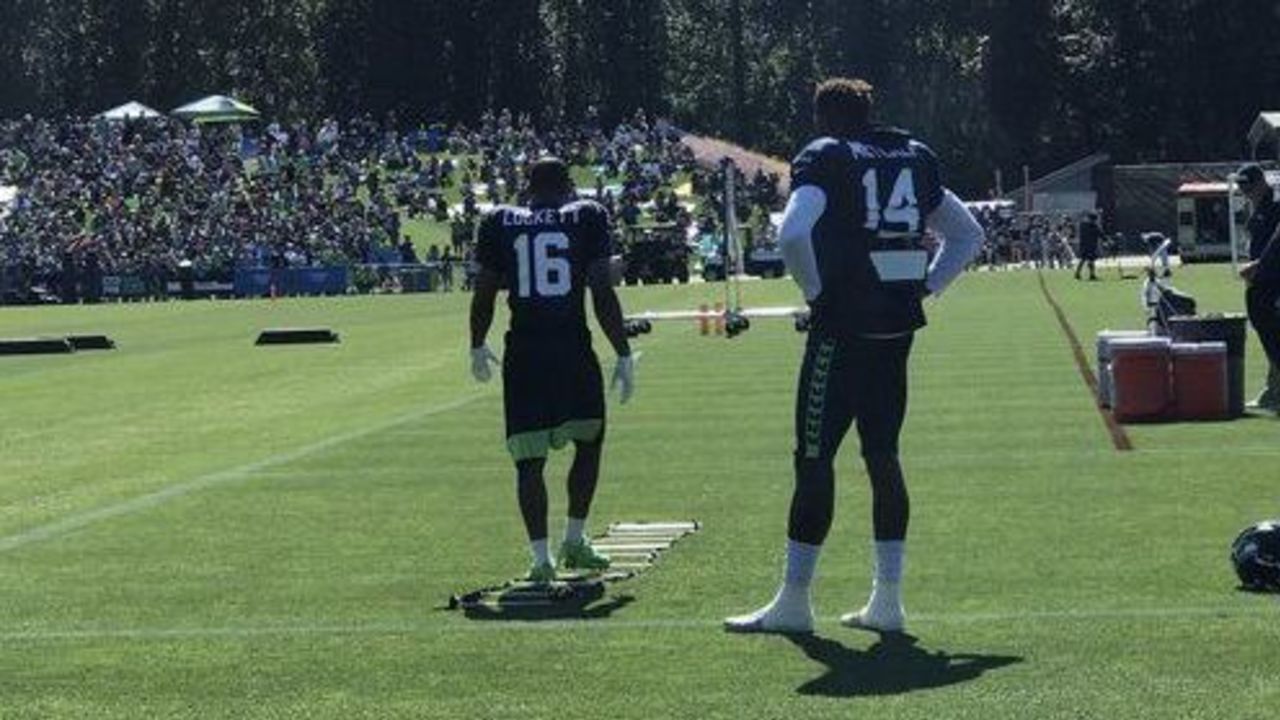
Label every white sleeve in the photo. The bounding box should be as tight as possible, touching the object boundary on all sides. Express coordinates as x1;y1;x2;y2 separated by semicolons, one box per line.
777;185;826;302
924;189;985;295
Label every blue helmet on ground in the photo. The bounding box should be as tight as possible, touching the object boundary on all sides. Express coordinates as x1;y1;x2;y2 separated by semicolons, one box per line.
1231;520;1280;592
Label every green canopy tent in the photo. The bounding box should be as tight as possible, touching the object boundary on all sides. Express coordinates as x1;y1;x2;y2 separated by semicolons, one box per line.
171;95;260;124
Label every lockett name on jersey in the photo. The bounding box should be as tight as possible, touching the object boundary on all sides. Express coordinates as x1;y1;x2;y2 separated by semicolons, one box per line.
500;205;597;228
476;199;613;337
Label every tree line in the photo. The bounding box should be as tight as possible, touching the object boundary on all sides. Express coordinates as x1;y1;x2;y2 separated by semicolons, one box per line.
1;0;1276;193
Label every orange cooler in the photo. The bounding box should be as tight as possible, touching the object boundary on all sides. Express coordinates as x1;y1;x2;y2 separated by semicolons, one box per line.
1171;342;1228;421
1109;337;1172;423
1096;330;1151;408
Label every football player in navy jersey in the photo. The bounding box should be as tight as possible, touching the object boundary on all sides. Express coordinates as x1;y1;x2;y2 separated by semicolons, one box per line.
469;157;636;583
726;78;985;634
1236;163;1280;412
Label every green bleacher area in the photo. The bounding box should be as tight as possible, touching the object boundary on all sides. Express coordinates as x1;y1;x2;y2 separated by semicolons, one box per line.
392;154;701;259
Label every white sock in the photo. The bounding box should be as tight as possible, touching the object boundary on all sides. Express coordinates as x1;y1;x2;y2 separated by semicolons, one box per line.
874;540;905;584
785;540;822;589
771;540;822;611
530;539;551;566
563;517;586;545
725;542;819;631
869;540;905;611
867;580;901;611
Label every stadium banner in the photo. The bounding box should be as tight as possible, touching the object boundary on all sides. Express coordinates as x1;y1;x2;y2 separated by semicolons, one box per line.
234;267;350;297
103;274;150;298
167;280;235;298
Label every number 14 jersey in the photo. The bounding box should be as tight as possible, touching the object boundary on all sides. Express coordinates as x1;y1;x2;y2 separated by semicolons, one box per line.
791;127;945;338
475;200;612;337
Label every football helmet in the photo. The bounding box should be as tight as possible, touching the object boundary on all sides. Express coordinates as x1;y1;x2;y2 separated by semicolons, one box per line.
1231;520;1280;592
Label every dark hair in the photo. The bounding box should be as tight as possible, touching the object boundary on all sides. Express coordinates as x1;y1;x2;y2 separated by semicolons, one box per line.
527;156;572;198
814;78;874;137
1237;163;1266;188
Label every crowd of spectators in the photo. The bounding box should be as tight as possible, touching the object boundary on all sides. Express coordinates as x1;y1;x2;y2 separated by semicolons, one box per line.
968;204;1091;269
4;107;1180;304
0;107;706;303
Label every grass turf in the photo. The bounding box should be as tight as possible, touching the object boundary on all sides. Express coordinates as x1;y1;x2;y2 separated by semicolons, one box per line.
1;267;1278;718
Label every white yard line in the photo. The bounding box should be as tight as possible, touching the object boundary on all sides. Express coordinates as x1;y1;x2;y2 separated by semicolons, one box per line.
1;604;1274;643
0;393;487;555
222;443;1280;484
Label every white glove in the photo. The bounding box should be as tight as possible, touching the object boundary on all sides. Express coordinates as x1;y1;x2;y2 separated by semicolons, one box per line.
611;353;639;404
470;344;500;383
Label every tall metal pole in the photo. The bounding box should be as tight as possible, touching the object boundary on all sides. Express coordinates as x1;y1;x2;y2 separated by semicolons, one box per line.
725;163;743;310
1229;174;1242;273
1022;164;1032;212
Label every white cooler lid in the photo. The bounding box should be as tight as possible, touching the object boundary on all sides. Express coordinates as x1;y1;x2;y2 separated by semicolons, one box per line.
1171;341;1227;355
1108;337;1172;352
1097;330;1150;340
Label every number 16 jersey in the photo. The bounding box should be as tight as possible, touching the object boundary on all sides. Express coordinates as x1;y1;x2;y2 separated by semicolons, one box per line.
791;127;945;338
475;199;613;338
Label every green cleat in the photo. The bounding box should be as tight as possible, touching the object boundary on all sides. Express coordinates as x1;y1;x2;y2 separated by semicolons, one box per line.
527;561;557;584
559;538;611;572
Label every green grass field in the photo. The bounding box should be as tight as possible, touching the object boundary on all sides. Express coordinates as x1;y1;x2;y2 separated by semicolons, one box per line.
1;267;1277;718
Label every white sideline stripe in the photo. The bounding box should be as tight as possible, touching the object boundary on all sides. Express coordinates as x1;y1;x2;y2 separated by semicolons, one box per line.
226;444;1280;484
0;393;487;554
1;605;1274;643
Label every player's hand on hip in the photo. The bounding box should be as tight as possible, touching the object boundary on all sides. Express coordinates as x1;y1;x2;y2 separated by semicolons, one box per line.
611;353;640;404
470;344;500;383
1239;261;1258;283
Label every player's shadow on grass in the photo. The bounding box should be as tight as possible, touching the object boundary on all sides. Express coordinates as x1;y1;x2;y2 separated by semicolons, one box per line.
787;632;1021;697
461;594;636;622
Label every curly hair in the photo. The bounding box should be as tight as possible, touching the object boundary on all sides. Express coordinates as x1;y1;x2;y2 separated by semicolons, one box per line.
814;78;874;137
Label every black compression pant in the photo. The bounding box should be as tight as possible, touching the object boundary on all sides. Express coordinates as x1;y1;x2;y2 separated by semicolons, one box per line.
515;439;604;542
1247;284;1280;369
787;333;914;546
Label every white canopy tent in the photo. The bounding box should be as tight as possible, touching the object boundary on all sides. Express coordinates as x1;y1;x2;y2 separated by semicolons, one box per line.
171;95;260;124
95;101;163;121
0;185;17;220
1248;112;1280;160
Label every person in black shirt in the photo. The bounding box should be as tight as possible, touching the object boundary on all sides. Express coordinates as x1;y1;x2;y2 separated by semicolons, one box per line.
469;157;636;582
59;248;78;304
726;78;984;635
398;236;419;265
1075;213;1101;281
1236;164;1280;412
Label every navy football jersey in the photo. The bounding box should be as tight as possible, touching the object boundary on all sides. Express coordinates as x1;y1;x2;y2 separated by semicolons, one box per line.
791;127;945;337
1248;194;1280;292
475;200;612;336
1247;194;1280;261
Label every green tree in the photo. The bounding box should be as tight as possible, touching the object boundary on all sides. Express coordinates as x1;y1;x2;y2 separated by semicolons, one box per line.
483;0;551;119
984;0;1058;165
227;0;323;118
81;0;151;109
442;0;488;122
319;0;374;117
0;0;41;114
147;0;213;110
